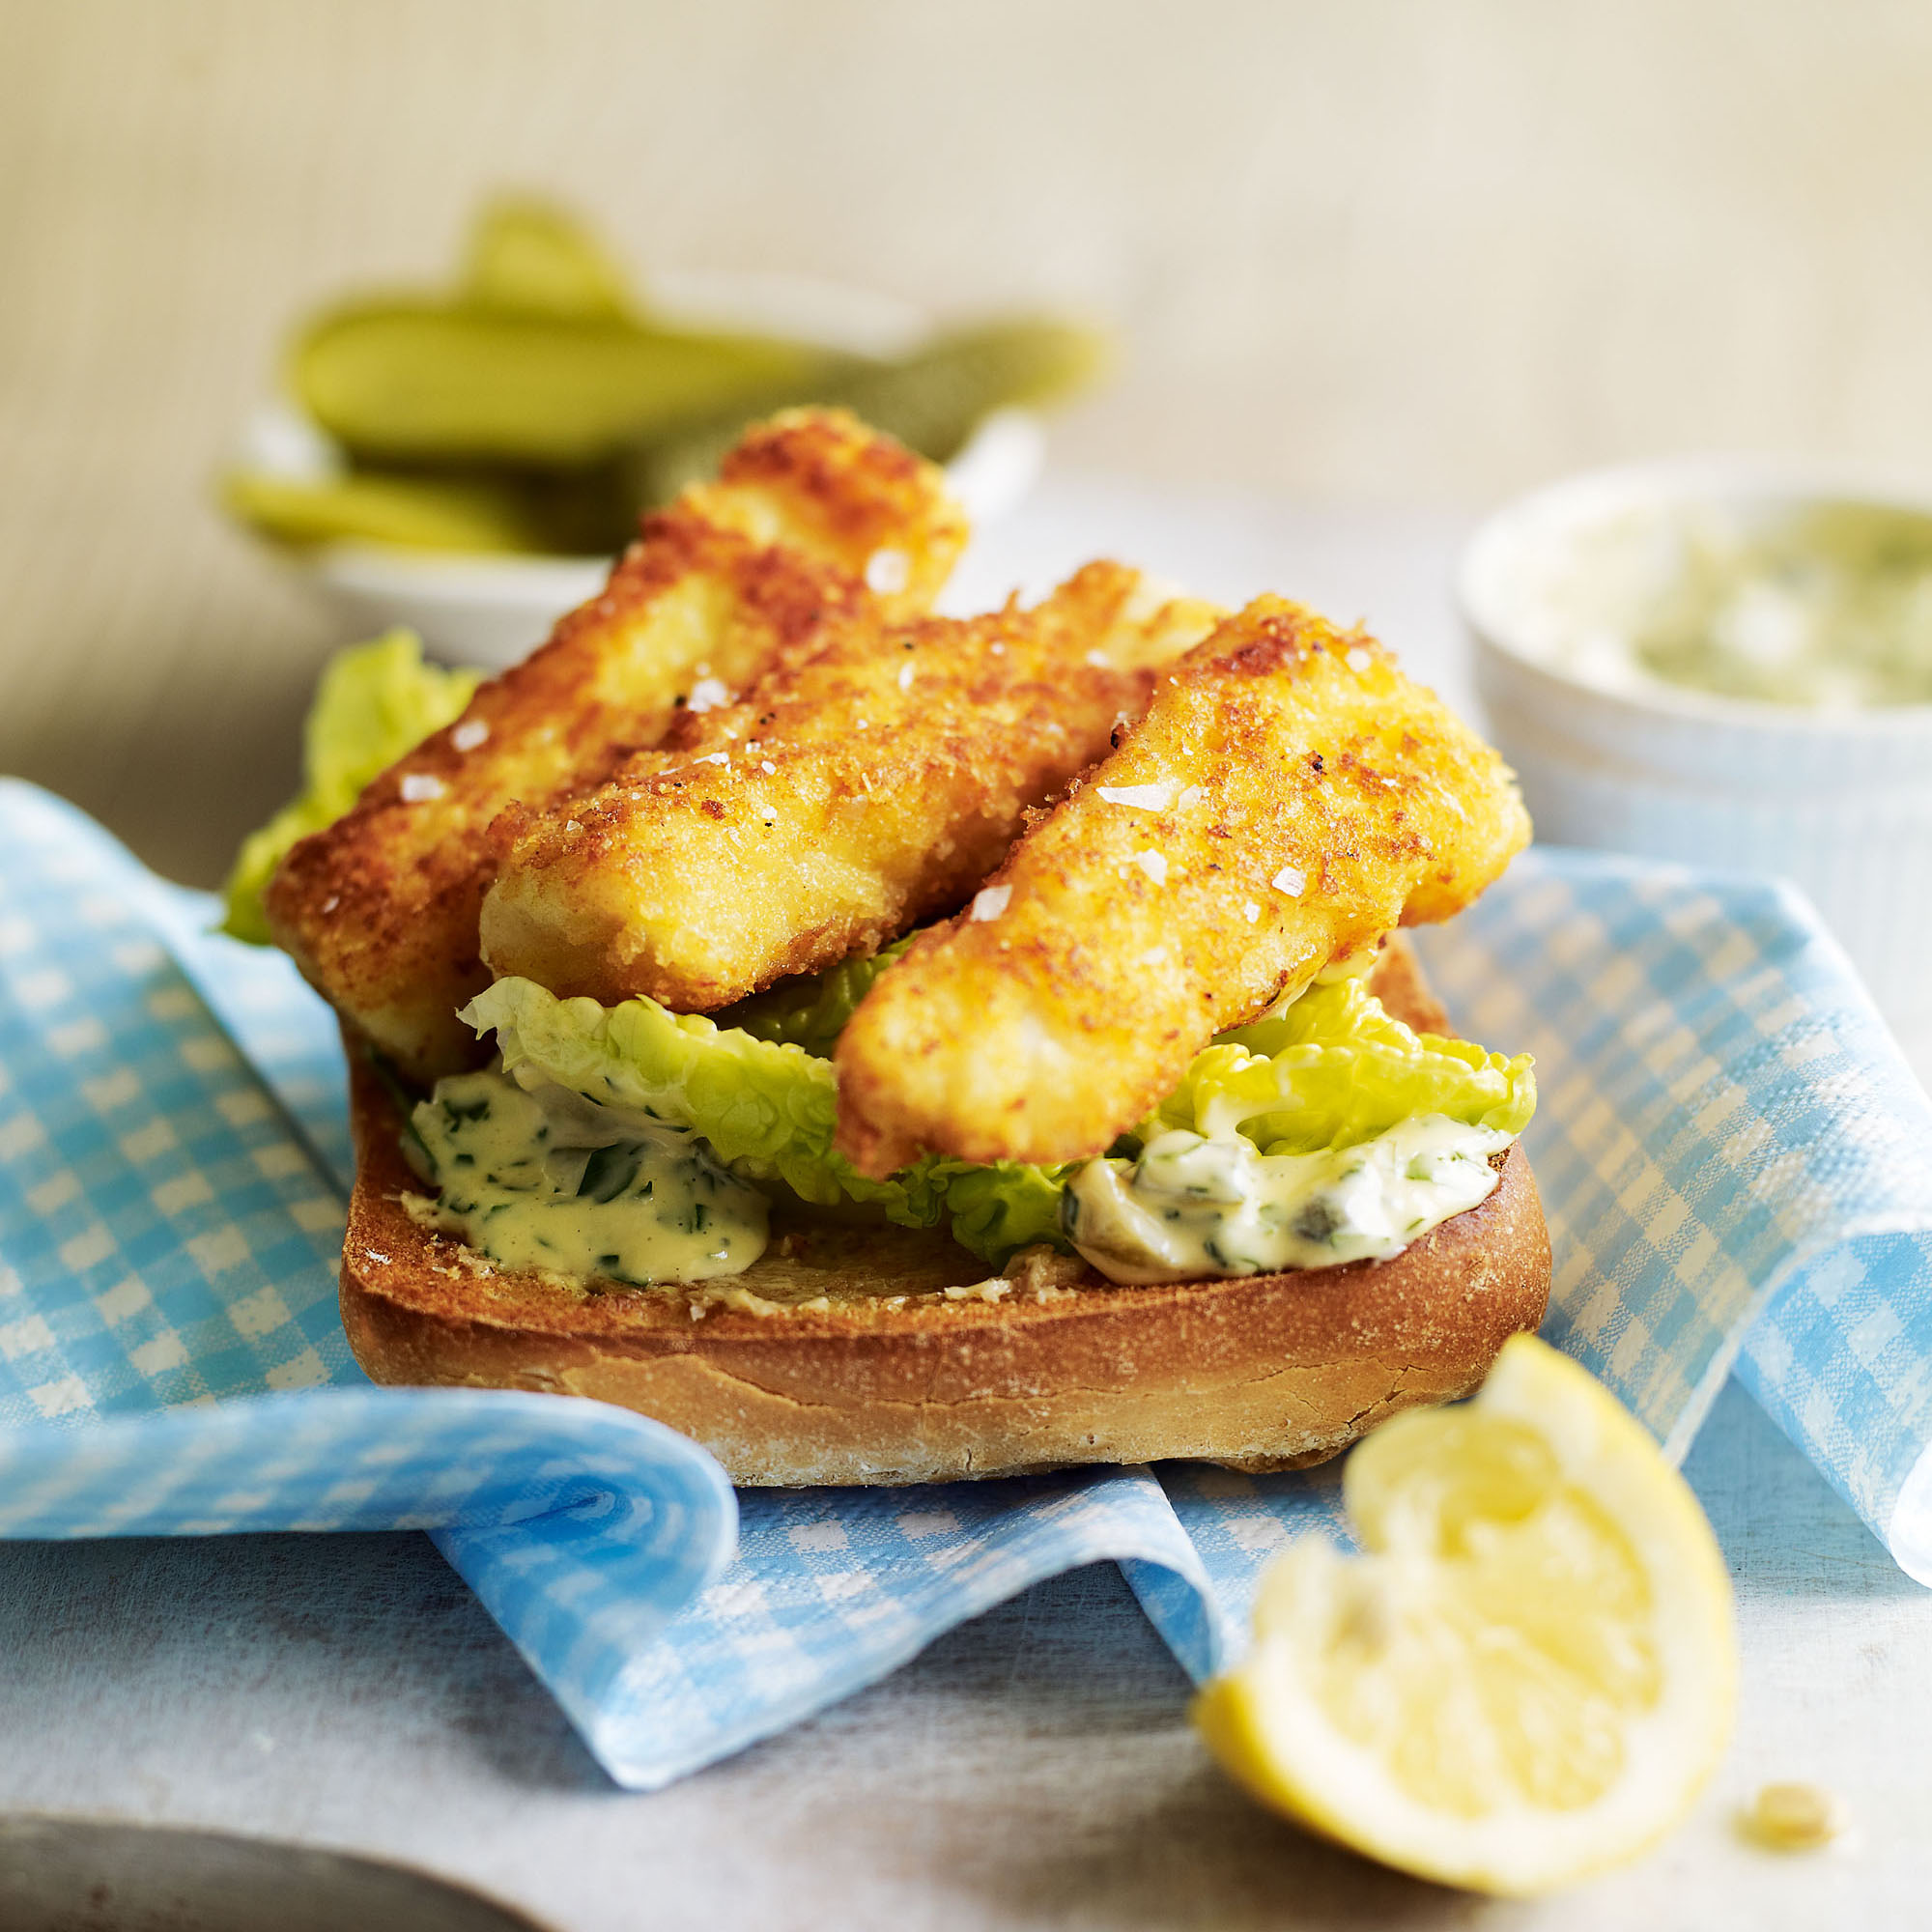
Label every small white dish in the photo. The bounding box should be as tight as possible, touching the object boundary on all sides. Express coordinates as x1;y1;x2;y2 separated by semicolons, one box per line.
233;270;1047;671
1460;457;1932;1049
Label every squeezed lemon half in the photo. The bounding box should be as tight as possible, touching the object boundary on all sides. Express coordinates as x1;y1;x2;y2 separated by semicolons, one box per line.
1194;1335;1738;1896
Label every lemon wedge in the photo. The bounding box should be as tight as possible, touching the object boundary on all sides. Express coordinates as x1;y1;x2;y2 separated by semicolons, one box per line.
1194;1334;1737;1895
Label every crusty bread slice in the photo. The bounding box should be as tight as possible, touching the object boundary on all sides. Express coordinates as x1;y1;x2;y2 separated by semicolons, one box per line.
336;943;1550;1486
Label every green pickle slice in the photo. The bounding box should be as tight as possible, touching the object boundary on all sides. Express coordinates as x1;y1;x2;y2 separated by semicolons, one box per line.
458;197;635;321
225;195;1112;556
221;469;554;554
295;305;842;467
633;317;1110;503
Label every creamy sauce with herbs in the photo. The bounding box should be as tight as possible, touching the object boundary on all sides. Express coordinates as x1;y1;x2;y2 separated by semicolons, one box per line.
1063;1117;1511;1285
412;1069;768;1285
412;1066;1513;1293
1509;499;1932;709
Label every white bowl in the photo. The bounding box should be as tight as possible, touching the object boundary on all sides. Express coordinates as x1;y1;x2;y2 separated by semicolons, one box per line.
1460;458;1932;1048
235;269;1048;671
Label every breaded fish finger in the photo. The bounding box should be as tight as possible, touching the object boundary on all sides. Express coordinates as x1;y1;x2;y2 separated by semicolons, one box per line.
834;597;1530;1176
477;562;1225;1011
265;410;967;1079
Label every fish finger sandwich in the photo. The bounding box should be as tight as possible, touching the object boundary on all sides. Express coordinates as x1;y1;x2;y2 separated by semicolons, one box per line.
248;415;1550;1486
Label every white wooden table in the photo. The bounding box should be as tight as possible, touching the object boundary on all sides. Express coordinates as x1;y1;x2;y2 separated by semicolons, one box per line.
4;483;1928;1928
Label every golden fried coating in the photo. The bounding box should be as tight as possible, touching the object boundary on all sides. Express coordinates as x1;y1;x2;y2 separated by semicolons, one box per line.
265;411;967;1078
476;561;1226;1010
834;597;1531;1176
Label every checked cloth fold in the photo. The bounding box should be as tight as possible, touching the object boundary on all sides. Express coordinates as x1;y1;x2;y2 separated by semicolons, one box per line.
3;778;1929;1786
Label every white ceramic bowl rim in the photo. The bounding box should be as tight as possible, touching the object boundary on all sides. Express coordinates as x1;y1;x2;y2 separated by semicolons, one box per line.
1459;454;1932;738
299;404;1043;601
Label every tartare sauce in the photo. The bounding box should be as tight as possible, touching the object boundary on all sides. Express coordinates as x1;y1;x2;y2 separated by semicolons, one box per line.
1063;1117;1512;1284
412;1074;1513;1293
412;1069;768;1285
1508;499;1932;709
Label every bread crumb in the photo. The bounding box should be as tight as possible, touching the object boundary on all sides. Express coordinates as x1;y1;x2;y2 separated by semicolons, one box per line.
399;1190;461;1236
687;1284;791;1318
944;1278;1011;1303
1743;1782;1849;1852
1002;1244;1093;1297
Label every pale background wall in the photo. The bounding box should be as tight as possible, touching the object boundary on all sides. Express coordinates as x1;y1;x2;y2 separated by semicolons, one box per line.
5;0;1930;879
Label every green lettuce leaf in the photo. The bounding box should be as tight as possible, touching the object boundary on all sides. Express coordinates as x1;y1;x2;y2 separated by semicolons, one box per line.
459;968;1534;1272
1139;977;1536;1152
221;630;481;944
463;976;951;1231
716;936;914;1060
923;1158;1078;1262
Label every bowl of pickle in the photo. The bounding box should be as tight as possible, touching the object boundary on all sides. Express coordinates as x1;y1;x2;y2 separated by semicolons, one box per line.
224;199;1107;668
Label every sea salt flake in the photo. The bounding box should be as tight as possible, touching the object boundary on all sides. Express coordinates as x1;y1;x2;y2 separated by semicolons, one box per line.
688;677;731;713
1272;866;1305;896
866;548;910;595
970;885;1012;923
897;663;915;692
1085;649;1110;668
1097;783;1172;811
1134;850;1169;885
696;752;730;767
760;760;777;775
450;720;489;752
1242;901;1262;923
1346;647;1372;672
399;774;444;803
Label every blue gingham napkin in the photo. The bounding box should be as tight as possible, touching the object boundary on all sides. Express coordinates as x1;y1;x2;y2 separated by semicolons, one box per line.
3;779;1929;1788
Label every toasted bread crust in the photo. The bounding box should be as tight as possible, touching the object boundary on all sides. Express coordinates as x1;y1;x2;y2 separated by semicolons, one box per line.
337;938;1550;1485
